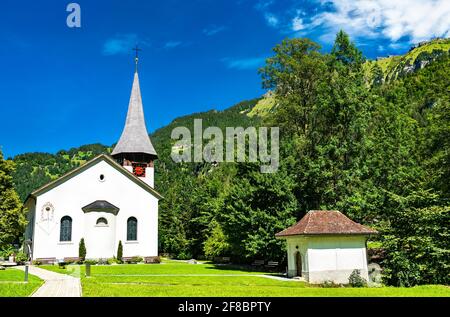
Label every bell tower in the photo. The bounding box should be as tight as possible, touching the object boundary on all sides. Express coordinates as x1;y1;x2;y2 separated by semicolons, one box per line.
111;48;157;187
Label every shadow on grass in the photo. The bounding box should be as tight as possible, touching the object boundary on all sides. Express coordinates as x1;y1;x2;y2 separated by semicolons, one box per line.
203;262;285;276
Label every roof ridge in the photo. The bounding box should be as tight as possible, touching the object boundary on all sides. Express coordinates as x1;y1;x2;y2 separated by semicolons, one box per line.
24;154;163;203
305;210;313;233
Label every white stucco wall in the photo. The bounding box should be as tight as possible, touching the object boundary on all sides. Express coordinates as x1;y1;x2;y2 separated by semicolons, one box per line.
29;159;159;261
285;235;369;284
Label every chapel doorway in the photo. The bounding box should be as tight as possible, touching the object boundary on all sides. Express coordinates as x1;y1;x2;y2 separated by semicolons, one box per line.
295;251;302;277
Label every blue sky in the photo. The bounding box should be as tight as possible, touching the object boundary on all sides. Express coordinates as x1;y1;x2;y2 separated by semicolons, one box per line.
1;0;449;158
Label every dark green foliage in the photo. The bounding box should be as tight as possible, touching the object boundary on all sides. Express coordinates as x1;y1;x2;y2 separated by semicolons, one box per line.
220;161;298;262
117;240;123;263
0;150;26;249
14;251;28;264
331;30;365;66
12;144;111;201
348;269;367;287
79;238;86;261
203;221;230;260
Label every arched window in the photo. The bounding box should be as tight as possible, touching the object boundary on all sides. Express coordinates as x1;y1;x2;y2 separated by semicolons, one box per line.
96;217;108;226
127;217;137;241
60;216;72;241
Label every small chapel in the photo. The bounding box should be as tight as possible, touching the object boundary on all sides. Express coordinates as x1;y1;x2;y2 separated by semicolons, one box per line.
23;55;162;262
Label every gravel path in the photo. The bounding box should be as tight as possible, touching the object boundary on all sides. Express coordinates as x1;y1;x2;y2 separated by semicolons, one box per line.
15;266;81;297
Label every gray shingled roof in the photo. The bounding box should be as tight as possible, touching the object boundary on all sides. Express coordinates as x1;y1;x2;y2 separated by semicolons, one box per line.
111;71;157;156
82;200;120;215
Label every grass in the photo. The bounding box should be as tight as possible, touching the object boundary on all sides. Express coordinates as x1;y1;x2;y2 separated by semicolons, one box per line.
0;269;43;297
39;261;450;297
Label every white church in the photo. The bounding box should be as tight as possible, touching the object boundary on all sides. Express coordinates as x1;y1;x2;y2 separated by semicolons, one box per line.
23;59;162;262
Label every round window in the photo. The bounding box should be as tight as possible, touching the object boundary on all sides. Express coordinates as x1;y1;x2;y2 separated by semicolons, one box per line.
99;174;105;181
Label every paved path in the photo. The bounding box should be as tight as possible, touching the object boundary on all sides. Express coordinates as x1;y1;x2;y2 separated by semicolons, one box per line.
15;266;81;297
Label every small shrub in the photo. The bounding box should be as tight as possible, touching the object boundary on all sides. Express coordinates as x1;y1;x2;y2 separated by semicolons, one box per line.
32;260;42;266
176;252;192;260
348;269;367;287
84;259;98;265
117;241;123;263
97;258;109;265
319;280;341;288
131;256;143;263
0;246;15;258
14;252;28;265
107;257;118;265
79;238;86;260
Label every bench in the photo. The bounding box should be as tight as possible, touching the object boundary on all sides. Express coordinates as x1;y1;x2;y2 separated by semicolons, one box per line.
64;257;81;263
213;256;231;264
144;256;160;264
122;256;143;264
36;258;56;265
265;261;279;270
251;259;265;267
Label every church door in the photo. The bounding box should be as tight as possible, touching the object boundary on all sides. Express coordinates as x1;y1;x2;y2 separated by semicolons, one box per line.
295;251;302;277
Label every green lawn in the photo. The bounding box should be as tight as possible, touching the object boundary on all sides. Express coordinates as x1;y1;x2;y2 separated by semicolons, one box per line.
0;269;43;297
39;261;450;297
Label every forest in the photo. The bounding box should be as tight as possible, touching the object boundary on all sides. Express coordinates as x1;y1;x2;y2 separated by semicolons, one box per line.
1;32;449;287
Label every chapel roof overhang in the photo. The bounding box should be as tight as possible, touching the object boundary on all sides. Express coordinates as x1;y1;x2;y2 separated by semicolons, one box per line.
275;210;378;238
82;200;120;215
111;71;158;158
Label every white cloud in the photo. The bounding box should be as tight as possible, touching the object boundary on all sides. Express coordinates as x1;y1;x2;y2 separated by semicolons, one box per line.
103;34;149;55
292;16;305;31
264;13;279;27
306;0;450;43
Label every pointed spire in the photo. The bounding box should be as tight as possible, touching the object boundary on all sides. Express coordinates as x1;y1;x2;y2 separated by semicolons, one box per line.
111;67;157;157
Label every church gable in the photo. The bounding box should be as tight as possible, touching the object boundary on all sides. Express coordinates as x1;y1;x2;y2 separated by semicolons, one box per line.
25;154;162;204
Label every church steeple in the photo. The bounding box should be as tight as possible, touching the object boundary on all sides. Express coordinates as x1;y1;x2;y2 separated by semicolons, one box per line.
112;52;157;187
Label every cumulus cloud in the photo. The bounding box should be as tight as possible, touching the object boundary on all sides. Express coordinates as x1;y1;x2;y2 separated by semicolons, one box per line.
221;57;267;70
306;0;450;43
103;34;149;55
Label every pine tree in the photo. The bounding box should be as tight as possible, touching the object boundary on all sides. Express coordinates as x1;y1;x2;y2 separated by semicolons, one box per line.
331;29;364;66
0;150;26;249
78;238;86;260
117;240;123;263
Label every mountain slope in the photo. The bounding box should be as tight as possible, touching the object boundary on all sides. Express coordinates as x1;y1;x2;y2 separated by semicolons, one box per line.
363;38;450;84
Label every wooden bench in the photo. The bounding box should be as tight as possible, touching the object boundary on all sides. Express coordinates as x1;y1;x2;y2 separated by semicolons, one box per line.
214;256;231;264
251;259;265;267
144;256;160;264
265;261;279;270
64;257;81;263
36;258;56;265
122;256;143;264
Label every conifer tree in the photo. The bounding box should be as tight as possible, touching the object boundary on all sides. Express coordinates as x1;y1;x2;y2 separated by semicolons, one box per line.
0;150;26;249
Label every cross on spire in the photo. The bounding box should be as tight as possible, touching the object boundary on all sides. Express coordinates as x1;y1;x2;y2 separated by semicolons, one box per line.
133;45;142;72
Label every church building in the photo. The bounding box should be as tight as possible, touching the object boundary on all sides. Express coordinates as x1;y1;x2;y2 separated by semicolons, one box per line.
23;58;162;262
